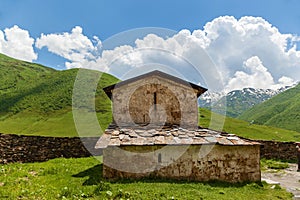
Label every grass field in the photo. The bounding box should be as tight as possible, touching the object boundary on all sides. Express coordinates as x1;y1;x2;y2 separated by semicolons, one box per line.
260;159;289;171
0;53;118;137
0;157;293;200
0;107;299;142
0;110;112;137
199;108;300;142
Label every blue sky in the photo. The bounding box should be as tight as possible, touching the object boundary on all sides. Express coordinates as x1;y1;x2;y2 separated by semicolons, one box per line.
1;1;300;38
0;0;300;91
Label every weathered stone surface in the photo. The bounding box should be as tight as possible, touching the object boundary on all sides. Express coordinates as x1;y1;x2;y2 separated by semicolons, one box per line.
109;138;121;146
192;137;207;144
0;133;101;164
95;134;111;148
112;75;199;129
254;139;298;161
103;145;261;183
96;126;259;147
154;136;165;144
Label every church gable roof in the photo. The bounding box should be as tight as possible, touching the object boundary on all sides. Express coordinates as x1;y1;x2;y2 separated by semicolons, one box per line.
103;70;207;99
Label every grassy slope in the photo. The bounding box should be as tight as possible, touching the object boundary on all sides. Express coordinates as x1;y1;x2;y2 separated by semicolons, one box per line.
0;157;293;199
0;53;299;141
0;53;118;137
239;83;300;132
199;108;300;142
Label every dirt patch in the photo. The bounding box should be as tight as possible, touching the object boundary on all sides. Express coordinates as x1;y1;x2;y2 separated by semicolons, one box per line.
262;163;300;197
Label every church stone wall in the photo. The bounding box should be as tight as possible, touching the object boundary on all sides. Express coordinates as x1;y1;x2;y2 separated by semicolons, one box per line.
112;76;198;129
103;144;261;183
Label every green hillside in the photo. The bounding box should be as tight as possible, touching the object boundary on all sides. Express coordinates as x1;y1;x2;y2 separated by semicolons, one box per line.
199;108;300;142
0;53;299;141
239;83;300;132
0;53;119;137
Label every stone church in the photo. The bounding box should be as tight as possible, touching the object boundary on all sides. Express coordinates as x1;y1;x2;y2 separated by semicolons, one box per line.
96;70;260;183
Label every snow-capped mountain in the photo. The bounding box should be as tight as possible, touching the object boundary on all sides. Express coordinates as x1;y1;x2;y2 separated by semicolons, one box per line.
198;91;224;106
198;84;297;118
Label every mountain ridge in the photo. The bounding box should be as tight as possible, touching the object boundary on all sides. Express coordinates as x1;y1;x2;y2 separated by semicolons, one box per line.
199;85;296;118
239;83;300;132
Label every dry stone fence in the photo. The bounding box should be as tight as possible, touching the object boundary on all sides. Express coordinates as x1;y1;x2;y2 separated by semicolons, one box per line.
0;133;101;164
0;133;297;164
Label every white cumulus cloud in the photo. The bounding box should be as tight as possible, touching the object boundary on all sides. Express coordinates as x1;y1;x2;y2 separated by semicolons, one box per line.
36;26;103;70
35;16;300;92
225;56;290;91
0;25;37;62
201;16;300;84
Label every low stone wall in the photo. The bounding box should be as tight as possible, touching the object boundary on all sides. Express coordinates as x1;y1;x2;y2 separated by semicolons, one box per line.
0;133;101;164
0;133;297;164
255;140;297;162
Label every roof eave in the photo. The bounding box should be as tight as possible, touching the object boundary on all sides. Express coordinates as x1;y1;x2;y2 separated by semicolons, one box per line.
103;70;208;99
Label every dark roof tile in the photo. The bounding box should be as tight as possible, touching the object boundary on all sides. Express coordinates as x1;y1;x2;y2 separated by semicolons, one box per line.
95;125;259;149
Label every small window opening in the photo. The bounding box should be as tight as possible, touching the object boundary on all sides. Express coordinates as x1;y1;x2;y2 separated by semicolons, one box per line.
142;114;150;126
158;153;162;163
